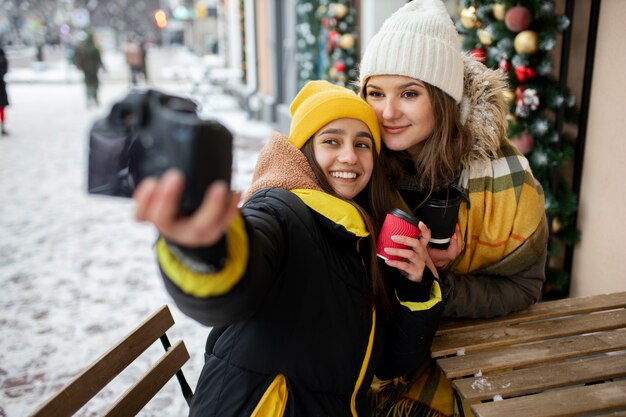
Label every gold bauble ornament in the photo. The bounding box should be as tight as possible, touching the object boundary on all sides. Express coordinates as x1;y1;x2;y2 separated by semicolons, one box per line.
478;28;492;45
460;7;479;29
514;30;539;55
338;33;355;50
552;217;562;233
503;90;516;106
492;4;506;21
332;3;348;19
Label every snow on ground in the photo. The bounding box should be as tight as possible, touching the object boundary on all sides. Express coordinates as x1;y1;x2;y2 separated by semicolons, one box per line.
0;51;273;416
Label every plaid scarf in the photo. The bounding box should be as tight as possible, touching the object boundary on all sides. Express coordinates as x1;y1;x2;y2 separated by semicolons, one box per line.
371;363;454;417
453;138;546;275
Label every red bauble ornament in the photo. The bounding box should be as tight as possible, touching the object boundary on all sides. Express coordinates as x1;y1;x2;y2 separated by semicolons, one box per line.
515;65;537;82
327;30;340;51
471;47;486;63
333;61;346;72
512;131;534;154
505;6;532;33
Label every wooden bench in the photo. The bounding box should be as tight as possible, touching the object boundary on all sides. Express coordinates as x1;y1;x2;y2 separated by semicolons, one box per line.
432;291;626;417
29;305;193;417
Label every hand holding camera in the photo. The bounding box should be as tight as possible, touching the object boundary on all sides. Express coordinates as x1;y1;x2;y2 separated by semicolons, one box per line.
133;169;241;248
87;89;233;216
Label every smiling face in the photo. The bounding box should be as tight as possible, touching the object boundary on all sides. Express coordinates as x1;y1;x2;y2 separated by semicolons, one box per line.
364;75;436;157
311;118;375;200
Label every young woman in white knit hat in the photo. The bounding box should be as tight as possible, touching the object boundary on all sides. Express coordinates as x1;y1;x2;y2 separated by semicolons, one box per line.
133;80;443;416
359;1;548;415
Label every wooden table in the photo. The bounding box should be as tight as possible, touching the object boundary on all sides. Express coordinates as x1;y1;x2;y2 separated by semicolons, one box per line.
431;291;626;417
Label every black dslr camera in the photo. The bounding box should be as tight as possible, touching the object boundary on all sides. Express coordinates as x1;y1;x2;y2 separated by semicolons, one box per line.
87;89;233;215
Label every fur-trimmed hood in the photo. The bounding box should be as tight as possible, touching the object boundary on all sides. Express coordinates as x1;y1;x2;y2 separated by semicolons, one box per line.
244;132;322;201
459;54;510;168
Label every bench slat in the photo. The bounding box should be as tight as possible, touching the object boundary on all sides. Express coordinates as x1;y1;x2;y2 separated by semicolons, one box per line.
29;305;174;417
437;328;626;378
432;308;626;357
453;353;626;401
103;340;190;417
437;291;626;335
471;379;626;417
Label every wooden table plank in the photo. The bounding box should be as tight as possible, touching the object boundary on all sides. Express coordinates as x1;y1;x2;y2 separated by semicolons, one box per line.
437;329;626;378
471;379;626;417
437;291;626;335
432;309;626;358
453;353;626;401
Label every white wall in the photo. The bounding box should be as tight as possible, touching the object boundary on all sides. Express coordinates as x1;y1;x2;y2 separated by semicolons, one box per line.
570;1;626;296
226;0;242;71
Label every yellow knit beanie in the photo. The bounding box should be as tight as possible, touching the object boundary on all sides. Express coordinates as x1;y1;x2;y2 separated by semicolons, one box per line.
289;80;381;153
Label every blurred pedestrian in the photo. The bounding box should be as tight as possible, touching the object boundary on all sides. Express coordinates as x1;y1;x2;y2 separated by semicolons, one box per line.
0;46;9;136
139;40;148;83
73;32;105;108
123;36;145;86
36;43;44;62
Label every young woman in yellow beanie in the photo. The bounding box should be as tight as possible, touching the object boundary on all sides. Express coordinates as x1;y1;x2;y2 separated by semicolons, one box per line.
358;0;549;415
133;80;443;417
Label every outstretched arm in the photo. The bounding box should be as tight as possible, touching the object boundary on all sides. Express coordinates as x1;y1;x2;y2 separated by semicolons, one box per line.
134;172;291;327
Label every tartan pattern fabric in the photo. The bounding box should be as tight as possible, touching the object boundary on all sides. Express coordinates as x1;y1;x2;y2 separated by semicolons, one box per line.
370;363;453;417
464;139;534;198
454;139;545;275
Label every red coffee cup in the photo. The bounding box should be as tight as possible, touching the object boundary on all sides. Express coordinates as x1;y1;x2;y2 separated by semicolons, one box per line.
376;208;421;261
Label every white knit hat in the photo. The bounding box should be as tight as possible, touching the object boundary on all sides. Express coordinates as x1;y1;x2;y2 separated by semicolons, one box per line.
359;0;464;103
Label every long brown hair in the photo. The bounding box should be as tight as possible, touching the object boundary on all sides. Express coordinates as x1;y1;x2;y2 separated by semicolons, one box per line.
300;139;402;314
367;81;472;203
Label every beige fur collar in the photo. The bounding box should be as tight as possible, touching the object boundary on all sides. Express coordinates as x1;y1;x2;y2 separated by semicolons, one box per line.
459;54;510;168
244;132;322;201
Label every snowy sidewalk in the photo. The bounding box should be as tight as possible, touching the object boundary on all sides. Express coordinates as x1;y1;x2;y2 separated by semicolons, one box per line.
5;45;230;85
0;58;273;415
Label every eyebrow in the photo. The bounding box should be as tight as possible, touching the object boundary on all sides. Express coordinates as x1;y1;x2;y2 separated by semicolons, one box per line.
317;128;373;140
367;81;425;90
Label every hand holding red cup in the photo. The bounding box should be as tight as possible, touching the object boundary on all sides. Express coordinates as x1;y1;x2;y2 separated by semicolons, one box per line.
376;209;421;261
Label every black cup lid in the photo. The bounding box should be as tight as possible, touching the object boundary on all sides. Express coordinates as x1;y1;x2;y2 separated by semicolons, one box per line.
388;208;420;227
424;186;463;208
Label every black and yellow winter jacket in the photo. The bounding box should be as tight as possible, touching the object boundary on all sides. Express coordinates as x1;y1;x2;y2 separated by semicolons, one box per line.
157;133;443;417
